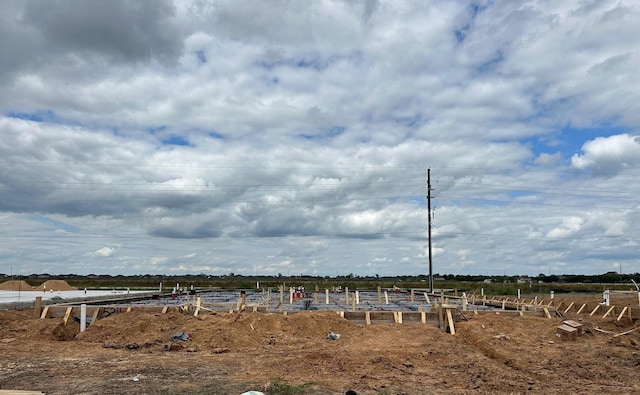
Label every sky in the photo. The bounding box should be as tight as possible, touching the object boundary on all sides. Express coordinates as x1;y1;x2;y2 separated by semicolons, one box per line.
1;0;640;278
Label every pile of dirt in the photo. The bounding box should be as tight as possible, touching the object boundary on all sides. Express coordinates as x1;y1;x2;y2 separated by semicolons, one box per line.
74;310;358;352
33;280;77;291
0;280;34;291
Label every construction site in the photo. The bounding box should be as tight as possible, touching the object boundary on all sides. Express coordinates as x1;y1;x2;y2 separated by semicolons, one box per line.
1;279;639;394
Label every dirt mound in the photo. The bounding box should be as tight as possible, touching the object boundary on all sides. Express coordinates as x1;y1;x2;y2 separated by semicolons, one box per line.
34;280;77;291
0;280;34;291
75;310;357;353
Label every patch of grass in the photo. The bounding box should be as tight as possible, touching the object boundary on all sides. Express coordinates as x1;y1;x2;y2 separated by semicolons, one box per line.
266;378;314;395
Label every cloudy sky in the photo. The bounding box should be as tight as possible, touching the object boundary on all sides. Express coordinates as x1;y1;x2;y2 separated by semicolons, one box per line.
1;0;639;277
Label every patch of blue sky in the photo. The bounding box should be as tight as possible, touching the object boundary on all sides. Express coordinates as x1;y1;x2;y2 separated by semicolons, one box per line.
476;50;504;74
29;215;79;233
162;135;190;146
558;122;628;156
523;120;629;159
454;2;489;44
6;109;57;123
196;50;207;64
454;28;468;44
208;131;224;139
299;126;345;140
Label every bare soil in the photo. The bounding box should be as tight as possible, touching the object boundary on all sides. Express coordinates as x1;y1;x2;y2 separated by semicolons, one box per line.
1;294;639;395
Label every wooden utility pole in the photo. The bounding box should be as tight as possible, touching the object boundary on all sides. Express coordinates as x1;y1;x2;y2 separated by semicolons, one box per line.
427;168;434;293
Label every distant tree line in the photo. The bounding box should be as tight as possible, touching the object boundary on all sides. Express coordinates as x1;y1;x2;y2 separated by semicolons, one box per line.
1;271;637;289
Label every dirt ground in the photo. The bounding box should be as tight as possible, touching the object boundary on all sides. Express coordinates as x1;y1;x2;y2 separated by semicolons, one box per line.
1;294;639;395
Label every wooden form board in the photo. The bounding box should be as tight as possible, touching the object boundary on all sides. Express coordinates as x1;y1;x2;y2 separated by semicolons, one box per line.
557;324;578;341
562;320;583;336
446;308;455;335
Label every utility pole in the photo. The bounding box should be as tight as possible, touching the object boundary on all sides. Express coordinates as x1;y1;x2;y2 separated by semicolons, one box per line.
427;168;434;293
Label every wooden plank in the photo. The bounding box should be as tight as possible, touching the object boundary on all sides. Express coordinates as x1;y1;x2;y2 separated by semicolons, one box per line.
589;304;601;316
616;306;628;322
576;304;587;314
40;306;50;319
34;297;42;319
446;308;455;335
563;320;583;335
91;307;102;324
63;307;73;325
602;305;616;318
420;311;426;324
125;306;132;313
613;325;640;337
543;307;551;318
563;302;575;314
161;306;169;314
365;311;371;326
556;324;577;341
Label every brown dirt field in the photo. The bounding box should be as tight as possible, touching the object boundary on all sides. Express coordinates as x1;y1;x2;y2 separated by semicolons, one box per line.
1;295;639;394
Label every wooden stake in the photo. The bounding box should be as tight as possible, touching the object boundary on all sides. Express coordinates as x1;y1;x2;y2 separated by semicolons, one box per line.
40;306;50;319
602;305;616;318
421;311;426;324
365;311;371;325
589;304;601;316
91;307;102;324
563;302;575;314
446;308;455;335
616;306;628;322
63;307;73;325
34;297;42;319
576;304;587;314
